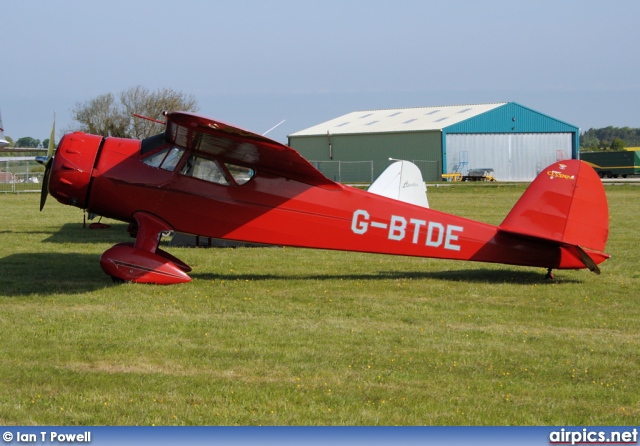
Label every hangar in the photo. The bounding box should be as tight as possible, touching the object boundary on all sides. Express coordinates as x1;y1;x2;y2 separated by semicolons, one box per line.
288;102;580;182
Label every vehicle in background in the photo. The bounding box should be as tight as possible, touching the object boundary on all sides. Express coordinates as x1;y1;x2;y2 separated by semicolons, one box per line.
463;168;496;182
580;150;640;178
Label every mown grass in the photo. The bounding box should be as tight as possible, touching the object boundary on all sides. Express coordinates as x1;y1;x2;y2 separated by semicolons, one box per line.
0;184;638;425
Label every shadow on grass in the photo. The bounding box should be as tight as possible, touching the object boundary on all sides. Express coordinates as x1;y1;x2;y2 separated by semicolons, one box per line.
0;252;111;296
193;267;582;285
41;223;130;244
411;268;582;284
0;252;581;297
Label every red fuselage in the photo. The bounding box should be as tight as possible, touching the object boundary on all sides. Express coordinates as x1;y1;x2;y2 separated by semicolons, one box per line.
48;129;607;274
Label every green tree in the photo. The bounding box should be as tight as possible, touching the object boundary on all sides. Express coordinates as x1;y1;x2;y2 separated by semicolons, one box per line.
580;129;599;151
611;138;626;151
15;137;41;148
581;126;640;149
42;139;57;150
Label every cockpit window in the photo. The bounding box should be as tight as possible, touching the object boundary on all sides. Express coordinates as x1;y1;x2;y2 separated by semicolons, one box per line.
143;148;169;168
161;147;184;171
143;146;185;172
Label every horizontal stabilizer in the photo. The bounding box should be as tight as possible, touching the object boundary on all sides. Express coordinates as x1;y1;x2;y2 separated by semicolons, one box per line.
567;245;601;274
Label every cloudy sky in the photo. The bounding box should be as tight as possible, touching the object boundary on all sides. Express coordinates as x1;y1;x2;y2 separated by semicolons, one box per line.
1;0;638;144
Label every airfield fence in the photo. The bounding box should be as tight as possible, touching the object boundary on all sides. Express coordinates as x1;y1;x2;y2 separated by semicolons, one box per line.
0;157;44;193
310;160;374;184
412;160;441;183
0;158;437;193
311;160;441;185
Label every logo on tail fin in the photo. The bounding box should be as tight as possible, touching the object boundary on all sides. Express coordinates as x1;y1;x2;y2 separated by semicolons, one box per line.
547;170;575;180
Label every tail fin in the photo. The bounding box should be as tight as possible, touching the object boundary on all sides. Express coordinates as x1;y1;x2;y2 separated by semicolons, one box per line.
368;160;429;208
499;160;609;271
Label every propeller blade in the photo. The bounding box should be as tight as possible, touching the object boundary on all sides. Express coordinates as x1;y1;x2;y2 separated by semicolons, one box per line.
39;158;52;211
46;114;56;158
37;113;56;211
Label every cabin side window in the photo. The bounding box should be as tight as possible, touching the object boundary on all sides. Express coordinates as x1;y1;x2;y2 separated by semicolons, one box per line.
180;155;229;185
142;147;185;172
179;155;255;186
225;163;254;185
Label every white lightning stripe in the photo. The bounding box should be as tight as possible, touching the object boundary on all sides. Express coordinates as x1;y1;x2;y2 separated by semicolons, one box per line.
110;260;183;279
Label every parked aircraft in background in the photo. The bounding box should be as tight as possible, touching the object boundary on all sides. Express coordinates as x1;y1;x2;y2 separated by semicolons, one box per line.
0;109;9;149
0;109;49;152
39;111;610;284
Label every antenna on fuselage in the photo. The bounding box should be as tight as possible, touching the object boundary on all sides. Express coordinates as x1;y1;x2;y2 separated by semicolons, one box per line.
262;119;286;136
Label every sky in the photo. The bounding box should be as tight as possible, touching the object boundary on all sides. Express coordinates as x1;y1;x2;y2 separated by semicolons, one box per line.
1;0;638;145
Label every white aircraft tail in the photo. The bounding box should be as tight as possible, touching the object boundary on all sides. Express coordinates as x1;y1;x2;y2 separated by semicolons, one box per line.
367;160;429;208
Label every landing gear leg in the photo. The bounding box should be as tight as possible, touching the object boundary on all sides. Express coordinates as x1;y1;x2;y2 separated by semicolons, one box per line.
99;211;192;284
545;268;555;280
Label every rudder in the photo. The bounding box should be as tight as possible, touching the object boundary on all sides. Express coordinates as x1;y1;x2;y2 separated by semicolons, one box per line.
500;160;609;253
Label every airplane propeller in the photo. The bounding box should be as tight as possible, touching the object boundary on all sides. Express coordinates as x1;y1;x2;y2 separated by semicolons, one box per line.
36;114;56;211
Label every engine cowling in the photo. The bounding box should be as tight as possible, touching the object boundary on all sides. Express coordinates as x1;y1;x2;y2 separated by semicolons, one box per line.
49;132;103;209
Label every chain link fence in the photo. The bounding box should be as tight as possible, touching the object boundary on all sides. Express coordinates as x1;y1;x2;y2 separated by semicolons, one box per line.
310;160;440;184
1;157;439;193
0;157;45;193
310;160;374;184
412;160;441;182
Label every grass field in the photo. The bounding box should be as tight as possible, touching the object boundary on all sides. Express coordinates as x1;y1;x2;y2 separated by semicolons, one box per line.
0;184;638;425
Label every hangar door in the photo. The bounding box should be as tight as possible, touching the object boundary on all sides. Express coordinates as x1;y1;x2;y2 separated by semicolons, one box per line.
446;133;572;181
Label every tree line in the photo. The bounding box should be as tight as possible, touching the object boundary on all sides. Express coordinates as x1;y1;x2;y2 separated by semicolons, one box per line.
2;136;52;149
580;126;640;152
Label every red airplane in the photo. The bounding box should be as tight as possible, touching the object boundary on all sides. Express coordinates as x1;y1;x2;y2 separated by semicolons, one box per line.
39;111;610;284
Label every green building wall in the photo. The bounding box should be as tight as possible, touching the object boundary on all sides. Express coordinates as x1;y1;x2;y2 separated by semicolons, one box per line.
289;131;443;181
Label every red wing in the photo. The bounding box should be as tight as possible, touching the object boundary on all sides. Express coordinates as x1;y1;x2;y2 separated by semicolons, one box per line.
164;111;341;190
